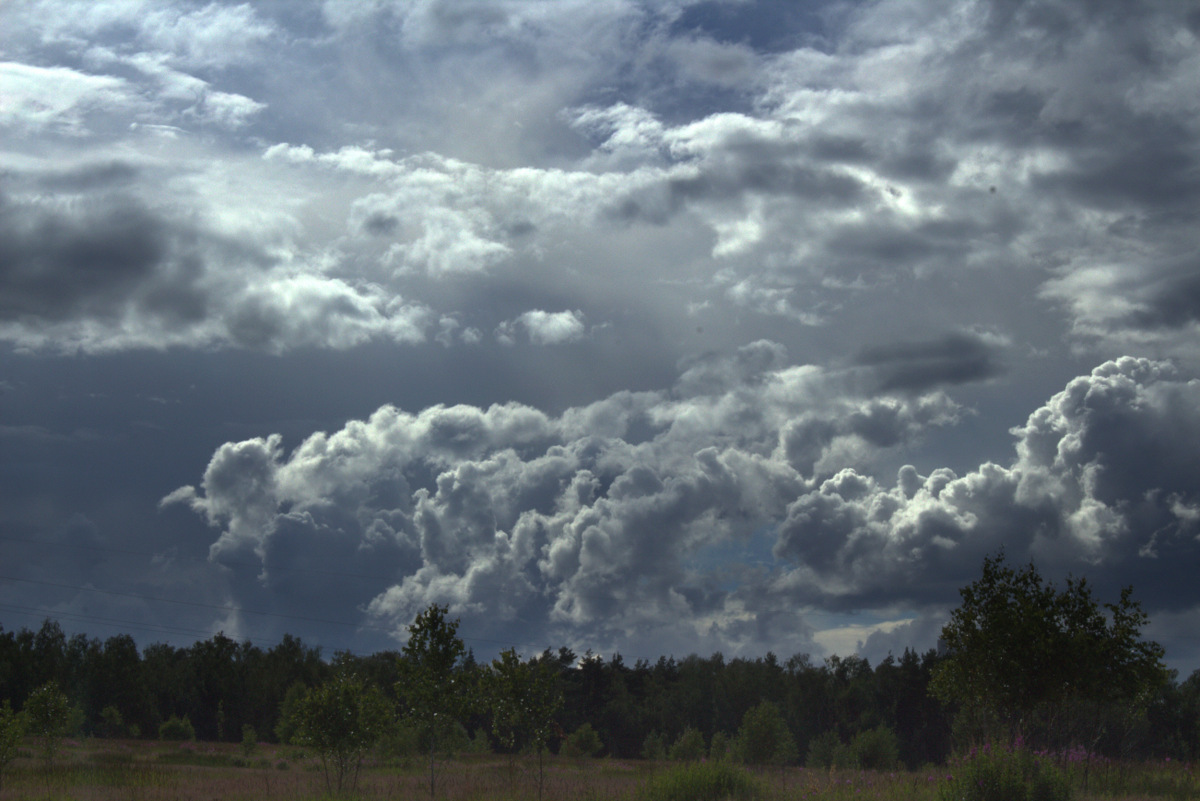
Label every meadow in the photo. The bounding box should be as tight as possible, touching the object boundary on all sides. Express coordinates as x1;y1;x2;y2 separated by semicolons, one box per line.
0;739;1196;801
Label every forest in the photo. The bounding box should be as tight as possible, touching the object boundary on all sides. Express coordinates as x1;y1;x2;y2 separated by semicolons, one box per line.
1;614;1198;769
1;554;1198;798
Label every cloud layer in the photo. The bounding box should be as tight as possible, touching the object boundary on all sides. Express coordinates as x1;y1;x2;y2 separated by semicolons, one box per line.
3;0;1199;665
169;353;1200;659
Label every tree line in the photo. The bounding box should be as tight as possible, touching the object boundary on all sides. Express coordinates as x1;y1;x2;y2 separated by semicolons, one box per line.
1;554;1197;779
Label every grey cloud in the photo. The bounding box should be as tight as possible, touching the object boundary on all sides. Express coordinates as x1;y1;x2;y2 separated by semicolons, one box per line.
774;357;1200;612
1120;259;1200;332
0;190;204;325
170;342;960;650
855;332;1006;393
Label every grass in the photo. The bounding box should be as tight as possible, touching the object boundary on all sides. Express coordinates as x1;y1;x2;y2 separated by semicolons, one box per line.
0;739;1195;801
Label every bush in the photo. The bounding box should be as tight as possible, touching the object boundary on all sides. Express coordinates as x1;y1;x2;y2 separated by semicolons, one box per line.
562;723;603;757
708;730;730;761
669;727;706;762
640;761;764;801
805;730;846;769
642;731;667;761
241;724;258;758
735;702;797;766
851;726;900;770
158;715;196;741
939;746;1071;801
24;682;72;764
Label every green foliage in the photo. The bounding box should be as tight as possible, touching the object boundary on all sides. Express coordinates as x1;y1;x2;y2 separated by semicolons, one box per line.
563;722;603;757
484;648;563;755
939;746;1071;801
669;726;706;762
275;681;307;744
376;719;422;763
639;760;764;801
158;715;196;741
241;724;258;757
708;730;729;761
641;730;667;761
805;730;851;769
483;648;564;800
735;701;797;766
286;673;391;797
397;604;470;798
933;551;1167;748
99;705;124;738
851;725;900;770
0;701;24;793
24;680;71;764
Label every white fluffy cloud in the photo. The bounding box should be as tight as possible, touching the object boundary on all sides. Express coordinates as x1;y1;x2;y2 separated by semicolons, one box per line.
168;342;963;654
774;357;1200;609
169;354;1200;657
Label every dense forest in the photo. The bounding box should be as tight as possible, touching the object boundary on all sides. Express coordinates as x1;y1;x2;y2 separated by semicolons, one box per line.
3;615;1199;767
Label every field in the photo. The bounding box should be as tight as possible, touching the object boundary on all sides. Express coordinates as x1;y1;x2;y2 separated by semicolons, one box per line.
0;739;1197;801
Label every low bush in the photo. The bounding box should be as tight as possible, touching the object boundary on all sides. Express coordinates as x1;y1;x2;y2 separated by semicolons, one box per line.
851;725;900;770
669;727;706;762
158;715;195;742
939;745;1070;801
640;761;764;801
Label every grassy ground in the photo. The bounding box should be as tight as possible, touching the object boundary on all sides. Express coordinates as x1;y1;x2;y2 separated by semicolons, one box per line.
0;739;1195;801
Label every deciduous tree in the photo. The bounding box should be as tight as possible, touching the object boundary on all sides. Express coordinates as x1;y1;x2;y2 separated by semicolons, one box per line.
397;604;470;799
285;673;390;796
24;681;71;765
932;551;1167;748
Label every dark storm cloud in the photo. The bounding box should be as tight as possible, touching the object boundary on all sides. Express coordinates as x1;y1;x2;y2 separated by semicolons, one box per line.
1127;261;1200;331
855;332;1006;393
0;190;182;323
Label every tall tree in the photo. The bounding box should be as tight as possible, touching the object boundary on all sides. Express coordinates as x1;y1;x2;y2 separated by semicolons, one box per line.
485;648;563;800
932;551;1168;748
397;604;470;799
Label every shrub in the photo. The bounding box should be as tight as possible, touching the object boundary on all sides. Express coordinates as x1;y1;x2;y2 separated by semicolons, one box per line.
735;702;797;766
709;730;730;761
640;761;764;801
241;724;258;758
99;705;124;738
805;730;845;769
669;727;706;762
158;715;196;741
851;725;900;770
24;682;72;764
939;746;1071;801
642;731;667;761
0;701;23;793
562;723;603;757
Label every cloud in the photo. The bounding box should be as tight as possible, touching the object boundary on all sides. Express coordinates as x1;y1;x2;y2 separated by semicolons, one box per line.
171;352;1200;656
0;62;132;134
168;342;964;654
497;310;586;346
773;357;1200;612
854;331;1007;392
0;175;434;354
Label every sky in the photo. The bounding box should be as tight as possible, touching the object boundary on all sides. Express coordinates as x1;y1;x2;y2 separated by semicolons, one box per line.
2;0;1200;672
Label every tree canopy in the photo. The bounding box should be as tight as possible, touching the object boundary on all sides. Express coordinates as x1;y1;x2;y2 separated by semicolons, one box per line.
932;551;1167;747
